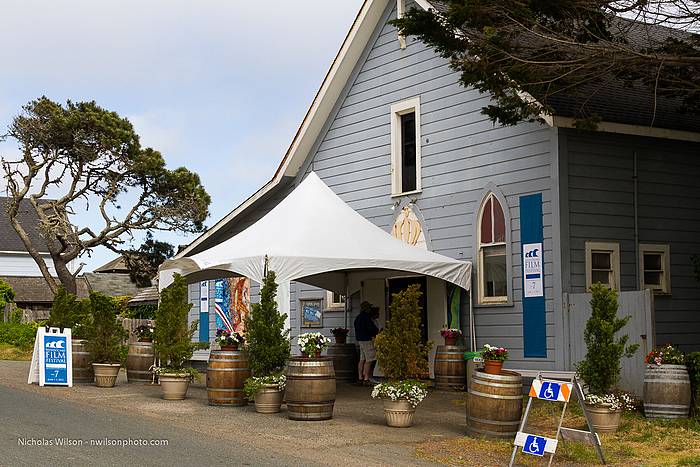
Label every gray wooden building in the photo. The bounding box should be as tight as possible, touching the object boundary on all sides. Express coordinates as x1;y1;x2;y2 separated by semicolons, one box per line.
178;0;700;378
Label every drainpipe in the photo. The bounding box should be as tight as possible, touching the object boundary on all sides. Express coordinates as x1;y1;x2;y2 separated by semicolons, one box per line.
633;152;639;288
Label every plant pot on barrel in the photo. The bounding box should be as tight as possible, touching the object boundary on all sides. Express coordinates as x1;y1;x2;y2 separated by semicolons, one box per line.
153;274;208;400
576;284;639;433
482;344;508;375
242;268;291;414
643;345;691;419
372;284;432;428
286;333;335;421
330;327;349;344
47;287;93;383
207;329;249;406
84;292;128;388
127;324;155;383
328;328;357;382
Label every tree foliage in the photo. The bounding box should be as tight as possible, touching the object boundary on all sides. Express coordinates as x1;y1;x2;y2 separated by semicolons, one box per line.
1;97;210;294
393;1;700;126
153;273;205;372
576;284;638;395
47;286;91;338
0;278;15;310
375;284;432;381
85;291;127;364
123;232;175;287
244;270;290;376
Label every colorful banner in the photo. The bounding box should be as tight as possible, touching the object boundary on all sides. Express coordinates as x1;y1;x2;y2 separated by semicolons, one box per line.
214;277;250;333
520;193;546;358
199;281;210;342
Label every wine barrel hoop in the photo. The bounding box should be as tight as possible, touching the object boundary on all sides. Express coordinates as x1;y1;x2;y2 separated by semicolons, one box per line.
126;342;155;383
207;350;250;406
286;357;336;421
467;369;523;439
643;365;691;419
72;339;94;383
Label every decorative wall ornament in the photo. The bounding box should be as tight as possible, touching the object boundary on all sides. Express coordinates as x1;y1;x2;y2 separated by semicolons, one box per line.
214;277;250;333
392;204;427;249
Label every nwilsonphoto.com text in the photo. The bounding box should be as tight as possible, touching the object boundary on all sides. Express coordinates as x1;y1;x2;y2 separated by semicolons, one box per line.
17;437;169;447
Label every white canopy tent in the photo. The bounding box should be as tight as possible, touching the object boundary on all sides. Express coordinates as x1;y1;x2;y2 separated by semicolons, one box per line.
159;172;474;347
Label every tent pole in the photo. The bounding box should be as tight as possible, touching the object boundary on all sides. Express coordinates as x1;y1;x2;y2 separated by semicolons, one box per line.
344;272;349;330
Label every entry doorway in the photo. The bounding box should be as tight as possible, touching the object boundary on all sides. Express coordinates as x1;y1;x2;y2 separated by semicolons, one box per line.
387;276;428;343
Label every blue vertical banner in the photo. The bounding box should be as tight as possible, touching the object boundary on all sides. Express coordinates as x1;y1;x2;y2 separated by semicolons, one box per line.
199;281;210;343
520;193;546;358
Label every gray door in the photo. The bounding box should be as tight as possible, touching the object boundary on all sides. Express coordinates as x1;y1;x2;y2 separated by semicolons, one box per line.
565;290;654;397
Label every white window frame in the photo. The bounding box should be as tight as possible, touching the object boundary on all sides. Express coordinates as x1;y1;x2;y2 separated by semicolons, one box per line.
390;97;422;197
477;193;509;305
585;241;621;291
639;243;671;294
325;290;346;310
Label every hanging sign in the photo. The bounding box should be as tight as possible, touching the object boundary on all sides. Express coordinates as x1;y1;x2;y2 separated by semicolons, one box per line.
199;281;210;342
523;242;544;298
28;327;73;387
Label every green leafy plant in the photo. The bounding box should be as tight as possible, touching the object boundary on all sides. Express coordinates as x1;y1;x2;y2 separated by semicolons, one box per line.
153;274;206;375
243;269;290;377
0;322;40;350
375;284;431;381
687;352;700;420
85;292;128;364
47;287;91;338
243;373;286;401
481;344;508;362
576;284;638;397
645;344;686;366
121;304;158;320
0;278;15;310
371;379;428;408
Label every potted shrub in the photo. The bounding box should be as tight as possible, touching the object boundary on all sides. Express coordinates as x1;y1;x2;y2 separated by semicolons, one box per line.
48;287;93;383
643;344;691;419
440;327;462;346
243;269;290;413
133;324;154;342
330;327;350;344
576;284;638;433
298;332;331;358
373;284;432;428
85;292;127;388
215;328;244;351
153;274;207;400
482;344;508;375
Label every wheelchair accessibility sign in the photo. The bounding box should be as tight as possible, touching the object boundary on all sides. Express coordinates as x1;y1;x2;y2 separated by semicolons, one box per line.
529;379;572;402
514;432;557;457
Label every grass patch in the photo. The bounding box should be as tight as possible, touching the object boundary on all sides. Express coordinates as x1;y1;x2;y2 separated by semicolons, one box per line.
416;395;700;466
0;343;33;360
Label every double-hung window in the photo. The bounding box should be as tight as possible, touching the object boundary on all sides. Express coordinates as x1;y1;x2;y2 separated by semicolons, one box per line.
639;244;671;294
478;193;508;303
391;97;421;196
585;242;621;290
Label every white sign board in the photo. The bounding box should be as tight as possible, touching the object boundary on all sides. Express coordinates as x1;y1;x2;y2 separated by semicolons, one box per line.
523;242;544;298
28;327;73;387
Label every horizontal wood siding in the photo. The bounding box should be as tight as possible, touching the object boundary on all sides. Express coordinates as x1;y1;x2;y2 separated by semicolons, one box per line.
564;129;700;351
0;253;58;277
297;1;557;369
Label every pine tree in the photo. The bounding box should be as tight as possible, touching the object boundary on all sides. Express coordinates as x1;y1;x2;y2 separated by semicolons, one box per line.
244;270;290;376
153;273;203;371
48;286;91;338
576;284;638;395
85;292;126;363
375;284;431;381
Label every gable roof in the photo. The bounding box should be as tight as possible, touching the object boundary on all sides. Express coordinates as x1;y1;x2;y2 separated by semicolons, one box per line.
93;256;130;273
1;275;90;304
83;272;141;297
0;197;50;253
177;0;700;259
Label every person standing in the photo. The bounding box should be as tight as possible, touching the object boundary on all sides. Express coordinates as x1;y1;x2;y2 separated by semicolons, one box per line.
354;301;379;385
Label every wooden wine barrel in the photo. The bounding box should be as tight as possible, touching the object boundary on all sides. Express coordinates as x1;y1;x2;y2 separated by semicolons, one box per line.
467;369;523;439
285;357;336;421
643;364;691;419
72;339;93;383
126;342;155;383
327;343;357;382
206;350;250;406
434;345;466;389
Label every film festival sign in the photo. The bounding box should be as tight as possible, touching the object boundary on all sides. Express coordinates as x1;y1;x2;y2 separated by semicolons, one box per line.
28;327;73;387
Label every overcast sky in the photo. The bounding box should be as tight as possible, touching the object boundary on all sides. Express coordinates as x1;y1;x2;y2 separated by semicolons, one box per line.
0;0;364;271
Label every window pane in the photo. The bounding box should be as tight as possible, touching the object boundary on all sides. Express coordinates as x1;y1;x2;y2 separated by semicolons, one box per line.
644;253;662;271
483;246;507;297
493;196;505;243
591;270;611;286
332;292;345;304
480;197;493;244
644;272;662;287
591;252;611;270
400;112;416;192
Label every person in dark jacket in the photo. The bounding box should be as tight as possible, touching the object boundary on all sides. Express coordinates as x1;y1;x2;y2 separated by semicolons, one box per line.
354;301;379;385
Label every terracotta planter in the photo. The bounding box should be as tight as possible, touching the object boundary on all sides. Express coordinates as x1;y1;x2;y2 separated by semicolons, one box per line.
444;336;457;346
92;363;121;388
220;344;239;351
383;399;416;428
483;360;503;375
302;350;322;358
333;335;347;344
586;403;622;433
159;373;191;400
254;384;285;414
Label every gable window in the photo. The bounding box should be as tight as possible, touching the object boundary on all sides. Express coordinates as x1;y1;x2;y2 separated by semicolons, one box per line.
639;244;671;294
478;193;508;303
391;97;421;196
585;242;620;290
326;290;345;310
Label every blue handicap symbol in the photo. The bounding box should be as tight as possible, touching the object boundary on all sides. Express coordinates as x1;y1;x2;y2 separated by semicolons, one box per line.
523;435;546;457
538;381;560;401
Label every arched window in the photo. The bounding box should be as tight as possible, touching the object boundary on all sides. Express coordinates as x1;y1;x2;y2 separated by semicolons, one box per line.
478;193;508;303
